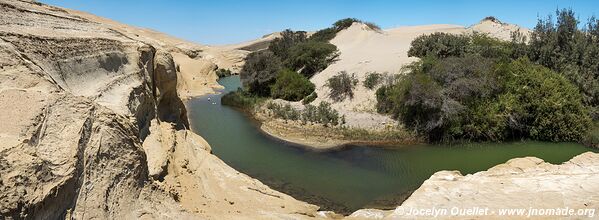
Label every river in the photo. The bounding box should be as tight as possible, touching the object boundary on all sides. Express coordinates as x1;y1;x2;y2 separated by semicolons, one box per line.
187;75;597;213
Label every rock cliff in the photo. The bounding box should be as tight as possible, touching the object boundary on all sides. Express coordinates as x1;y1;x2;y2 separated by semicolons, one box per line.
350;152;599;219
0;0;319;219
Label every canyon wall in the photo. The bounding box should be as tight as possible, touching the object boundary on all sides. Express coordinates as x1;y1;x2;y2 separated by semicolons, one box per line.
0;1;321;219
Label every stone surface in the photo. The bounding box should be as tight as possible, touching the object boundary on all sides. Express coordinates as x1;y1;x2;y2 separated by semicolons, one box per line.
351;152;599;219
0;1;320;219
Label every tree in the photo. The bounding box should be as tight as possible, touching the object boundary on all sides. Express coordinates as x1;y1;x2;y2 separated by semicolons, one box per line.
268;29;307;61
286;41;339;77
240;51;282;96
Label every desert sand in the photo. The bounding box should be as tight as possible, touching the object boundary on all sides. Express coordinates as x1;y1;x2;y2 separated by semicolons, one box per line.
2;1;596;220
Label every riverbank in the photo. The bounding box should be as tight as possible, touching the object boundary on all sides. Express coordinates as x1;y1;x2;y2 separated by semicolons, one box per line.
251;101;422;150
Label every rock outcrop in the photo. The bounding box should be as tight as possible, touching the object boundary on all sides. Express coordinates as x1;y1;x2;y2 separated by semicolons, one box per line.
349;152;599;219
0;1;319;219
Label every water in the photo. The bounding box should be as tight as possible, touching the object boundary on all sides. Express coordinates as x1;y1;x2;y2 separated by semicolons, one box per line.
187;75;597;213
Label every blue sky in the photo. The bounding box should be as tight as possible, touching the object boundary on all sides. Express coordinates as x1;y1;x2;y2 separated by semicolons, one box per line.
41;0;598;45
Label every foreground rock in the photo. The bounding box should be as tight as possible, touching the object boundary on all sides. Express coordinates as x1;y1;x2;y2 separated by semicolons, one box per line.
0;1;320;219
350;152;599;219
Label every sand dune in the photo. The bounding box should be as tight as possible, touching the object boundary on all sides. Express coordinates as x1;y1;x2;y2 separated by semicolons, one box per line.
307;20;530;129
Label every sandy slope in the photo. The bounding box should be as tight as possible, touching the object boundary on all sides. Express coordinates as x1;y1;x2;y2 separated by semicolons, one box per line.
309;21;530;130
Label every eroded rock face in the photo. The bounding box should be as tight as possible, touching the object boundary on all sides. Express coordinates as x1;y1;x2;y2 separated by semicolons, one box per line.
350;152;599;219
0;1;320;219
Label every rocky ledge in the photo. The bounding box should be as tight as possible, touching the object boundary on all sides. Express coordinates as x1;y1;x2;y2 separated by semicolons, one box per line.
350;152;599;219
0;1;319;219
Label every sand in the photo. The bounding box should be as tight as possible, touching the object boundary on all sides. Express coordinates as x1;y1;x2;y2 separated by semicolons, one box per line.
306;21;530;130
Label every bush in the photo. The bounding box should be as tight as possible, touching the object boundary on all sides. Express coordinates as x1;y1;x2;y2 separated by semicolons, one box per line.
266;101;341;127
408;33;470;58
333;18;361;31
221;89;264;109
363;72;383;89
267;102;300;121
316;102;340;126
240;51;283;96
310;27;337;42
376;57;591;142
286;41;339;77
302;92;317;105
363;21;381;31
332;18;381;31
496;59;590;142
215;68;232;78
582;122;599;148
270;69;315;101
326;71;358;102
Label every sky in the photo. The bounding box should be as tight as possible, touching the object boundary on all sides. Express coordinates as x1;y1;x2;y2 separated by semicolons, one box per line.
40;0;599;45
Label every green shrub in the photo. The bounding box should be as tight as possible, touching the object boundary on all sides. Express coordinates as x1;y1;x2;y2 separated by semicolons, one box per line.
496;59;591;142
267;101;341;127
317;102;339;126
333;18;361;31
326;71;358;102
363;72;383;89
310;27;337;42
363;21;381;31
332;18;381;31
221;89;264;109
582;122;599;148
302;92;317;105
376;57;591;142
270;69;315;101
267;102;300;121
408;33;470;58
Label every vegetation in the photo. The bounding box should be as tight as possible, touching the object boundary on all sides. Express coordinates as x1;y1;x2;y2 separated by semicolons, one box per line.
238;26;339;100
302;92;318;105
215;68;232;78
378;55;590;142
271;69;315;101
582;122;599;148
286;41;339;77
221;89;265;109
239;51;283;97
333;18;381;31
378;8;597;144
326;71;359;102
238;18;380;102
266;101;343;127
407;33;470;58
527;10;599;120
363;72;384;89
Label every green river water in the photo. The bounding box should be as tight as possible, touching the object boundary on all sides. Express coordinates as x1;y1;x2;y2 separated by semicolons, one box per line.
187;75;597;213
